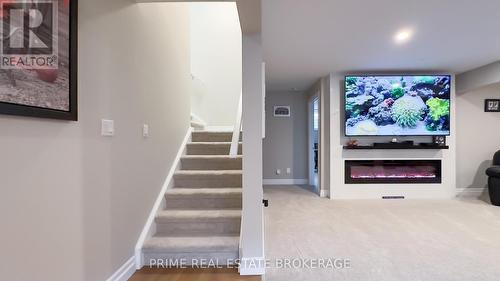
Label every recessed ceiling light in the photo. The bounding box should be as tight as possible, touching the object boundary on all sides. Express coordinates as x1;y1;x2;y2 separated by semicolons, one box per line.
394;29;413;44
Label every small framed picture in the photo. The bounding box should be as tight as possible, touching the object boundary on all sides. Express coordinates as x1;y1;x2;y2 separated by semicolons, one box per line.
485;99;500;112
273;106;290;117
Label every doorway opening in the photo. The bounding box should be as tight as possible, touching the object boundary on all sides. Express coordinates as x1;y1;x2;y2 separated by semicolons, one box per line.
308;94;320;194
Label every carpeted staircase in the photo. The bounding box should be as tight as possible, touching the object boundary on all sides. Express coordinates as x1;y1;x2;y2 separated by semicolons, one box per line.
142;131;242;265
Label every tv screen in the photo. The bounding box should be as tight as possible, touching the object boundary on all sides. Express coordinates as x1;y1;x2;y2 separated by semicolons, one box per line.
345;75;451;136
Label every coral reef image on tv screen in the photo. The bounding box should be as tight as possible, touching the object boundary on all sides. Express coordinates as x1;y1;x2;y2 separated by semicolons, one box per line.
345;75;451;136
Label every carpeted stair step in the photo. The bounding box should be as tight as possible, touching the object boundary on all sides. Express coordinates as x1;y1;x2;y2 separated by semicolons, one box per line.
155;210;241;236
165;188;242;210
174;170;242;188
191;131;237;142
142;236;239;266
181;155;242;170
141;130;243;266
186;142;242;155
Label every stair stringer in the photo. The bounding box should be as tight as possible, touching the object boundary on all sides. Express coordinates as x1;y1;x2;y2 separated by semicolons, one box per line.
134;127;193;269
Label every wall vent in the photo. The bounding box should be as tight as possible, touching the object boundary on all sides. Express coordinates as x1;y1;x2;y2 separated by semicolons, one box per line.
382;196;405;199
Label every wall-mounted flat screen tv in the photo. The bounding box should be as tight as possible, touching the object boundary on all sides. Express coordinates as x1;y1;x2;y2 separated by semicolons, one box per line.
345;75;451;136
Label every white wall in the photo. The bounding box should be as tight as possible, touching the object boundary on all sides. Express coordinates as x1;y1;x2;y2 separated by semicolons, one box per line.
329;74;457;199
0;2;191;281
240;33;265;274
457;61;500;94
456;84;500;191
262;91;308;181
319;78;331;196
190;2;242;127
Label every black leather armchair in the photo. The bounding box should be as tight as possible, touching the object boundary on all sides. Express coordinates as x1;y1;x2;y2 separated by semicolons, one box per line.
486;150;500;206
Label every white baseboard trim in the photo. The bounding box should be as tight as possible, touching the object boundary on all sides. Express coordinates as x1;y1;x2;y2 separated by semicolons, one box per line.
204;125;234;131
190;112;207;126
263;179;308;185
456;187;486;197
105;256;136;281
239;257;266;275
320;190;330;198
134;127;193;269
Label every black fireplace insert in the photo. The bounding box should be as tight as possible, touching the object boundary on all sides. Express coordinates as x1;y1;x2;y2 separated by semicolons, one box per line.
345;160;442;184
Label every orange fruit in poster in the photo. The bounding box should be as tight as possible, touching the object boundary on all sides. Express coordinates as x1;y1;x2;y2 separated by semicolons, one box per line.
36;69;59;83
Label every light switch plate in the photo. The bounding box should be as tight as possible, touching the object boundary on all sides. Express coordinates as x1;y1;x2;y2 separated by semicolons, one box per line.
101;119;114;136
143;124;149;138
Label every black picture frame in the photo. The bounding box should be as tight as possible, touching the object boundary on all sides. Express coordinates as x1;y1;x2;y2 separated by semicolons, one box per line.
0;0;78;121
485;99;500;112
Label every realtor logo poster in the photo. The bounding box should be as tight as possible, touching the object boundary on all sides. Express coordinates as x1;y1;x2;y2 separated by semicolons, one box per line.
0;0;77;120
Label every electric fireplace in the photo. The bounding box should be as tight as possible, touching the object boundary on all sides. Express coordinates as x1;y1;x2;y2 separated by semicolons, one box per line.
345;160;442;184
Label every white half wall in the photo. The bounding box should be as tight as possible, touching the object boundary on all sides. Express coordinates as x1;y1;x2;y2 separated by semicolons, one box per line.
240;33;265;275
190;2;242;127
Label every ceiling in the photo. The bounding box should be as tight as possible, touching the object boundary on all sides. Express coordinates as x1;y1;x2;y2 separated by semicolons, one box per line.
236;0;261;34
263;0;500;91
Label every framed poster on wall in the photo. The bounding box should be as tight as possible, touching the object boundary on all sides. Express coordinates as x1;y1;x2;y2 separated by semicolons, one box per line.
485;99;500;112
274;105;290;117
0;0;78;120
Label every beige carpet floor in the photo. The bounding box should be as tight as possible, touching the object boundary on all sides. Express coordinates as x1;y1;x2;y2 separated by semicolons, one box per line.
264;185;500;281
